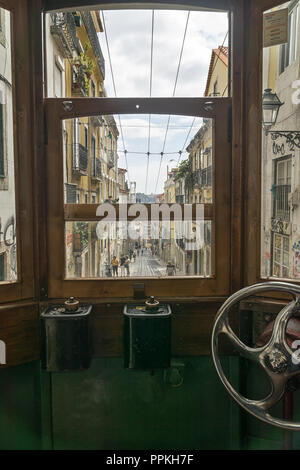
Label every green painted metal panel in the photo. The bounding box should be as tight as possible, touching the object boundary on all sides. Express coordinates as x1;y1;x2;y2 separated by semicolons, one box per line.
0;361;42;450
50;356;240;450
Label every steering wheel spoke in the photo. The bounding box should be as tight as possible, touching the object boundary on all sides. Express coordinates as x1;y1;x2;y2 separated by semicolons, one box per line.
255;372;287;411
221;320;262;363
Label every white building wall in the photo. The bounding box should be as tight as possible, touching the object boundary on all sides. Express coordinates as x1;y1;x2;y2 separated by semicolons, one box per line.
0;8;17;281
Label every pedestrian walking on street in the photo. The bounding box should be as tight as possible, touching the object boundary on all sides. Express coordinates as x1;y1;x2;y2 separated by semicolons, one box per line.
120;254;126;276
111;256;119;276
133;252;136;262
166;261;176;276
125;256;130;276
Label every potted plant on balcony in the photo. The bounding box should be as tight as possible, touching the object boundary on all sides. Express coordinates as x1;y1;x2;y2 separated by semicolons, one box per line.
72;44;95;95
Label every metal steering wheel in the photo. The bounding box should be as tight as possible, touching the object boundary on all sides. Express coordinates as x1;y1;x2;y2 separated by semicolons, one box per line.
211;282;300;430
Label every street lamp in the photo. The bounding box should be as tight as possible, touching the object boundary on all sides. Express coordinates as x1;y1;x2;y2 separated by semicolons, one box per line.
262;88;300;149
262;88;283;132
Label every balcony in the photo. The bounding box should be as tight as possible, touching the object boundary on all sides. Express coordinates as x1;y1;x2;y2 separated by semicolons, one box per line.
107;150;115;169
90;116;103;127
201;166;212;187
73;143;88;174
81;12;105;79
65;183;77;203
91;158;102;180
192;170;201;188
273;184;291;222
50;12;79;59
72;68;88;97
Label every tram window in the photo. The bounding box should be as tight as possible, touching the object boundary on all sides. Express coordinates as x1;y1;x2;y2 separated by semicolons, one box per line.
261;0;300;280
0;8;17;283
45;5;231;296
62;114;214;278
45;9;229;99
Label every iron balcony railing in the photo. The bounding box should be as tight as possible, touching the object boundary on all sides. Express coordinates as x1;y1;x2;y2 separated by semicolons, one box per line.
107;149;115;169
273;184;291;221
50;12;79;58
73;143;88;173
65;183;77;203
81;12;105;79
201;166;212;187
92;158;102;179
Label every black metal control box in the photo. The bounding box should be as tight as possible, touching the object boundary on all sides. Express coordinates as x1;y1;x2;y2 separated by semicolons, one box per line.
41;304;92;372
123;303;172;369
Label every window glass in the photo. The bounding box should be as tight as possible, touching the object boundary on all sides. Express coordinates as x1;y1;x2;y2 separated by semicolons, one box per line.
45;9;229;98
65;220;212;278
63;113;214;278
0;8;17;283
63;115;213;205
261;1;300;280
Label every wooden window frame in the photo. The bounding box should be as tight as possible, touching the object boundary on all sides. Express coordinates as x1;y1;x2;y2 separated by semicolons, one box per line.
40;0;246;300
0;0;35;303
45;97;231;299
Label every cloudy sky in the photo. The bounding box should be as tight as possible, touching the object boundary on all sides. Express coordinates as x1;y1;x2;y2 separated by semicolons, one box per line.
98;8;228;194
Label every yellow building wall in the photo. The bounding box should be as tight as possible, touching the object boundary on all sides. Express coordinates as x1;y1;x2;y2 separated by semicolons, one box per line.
206;56;228;97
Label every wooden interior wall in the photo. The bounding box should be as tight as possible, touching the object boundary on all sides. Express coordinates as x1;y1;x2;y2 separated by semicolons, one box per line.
0;303;40;366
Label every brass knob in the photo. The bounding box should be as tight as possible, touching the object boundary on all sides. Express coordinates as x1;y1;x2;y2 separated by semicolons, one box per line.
145;296;160;310
64;297;79;312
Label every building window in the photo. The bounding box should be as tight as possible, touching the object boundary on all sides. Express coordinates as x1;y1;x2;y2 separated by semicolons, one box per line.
273;158;291;221
213;80;218;96
0;9;6;47
91;135;96;176
54;56;64;98
279;1;299;73
273;233;290;277
84;126;88;149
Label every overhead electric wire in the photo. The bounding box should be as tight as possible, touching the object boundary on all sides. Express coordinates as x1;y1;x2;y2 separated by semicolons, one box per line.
209;31;228;83
145;10;155;194
154;10;191;194
117;149;188;156
101;10;131;185
177;117;197;166
177;29;229;167
222;84;228;97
